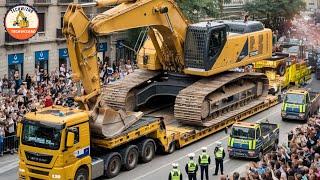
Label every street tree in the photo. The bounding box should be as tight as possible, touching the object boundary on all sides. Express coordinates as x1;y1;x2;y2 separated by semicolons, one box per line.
175;0;220;22
244;0;305;35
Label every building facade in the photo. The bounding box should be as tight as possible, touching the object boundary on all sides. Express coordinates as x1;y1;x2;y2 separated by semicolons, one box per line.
223;0;252;18
0;0;128;80
305;0;320;11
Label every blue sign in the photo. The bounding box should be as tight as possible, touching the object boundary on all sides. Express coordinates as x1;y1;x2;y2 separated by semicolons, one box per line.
97;43;107;52
8;53;24;65
59;48;69;58
116;40;125;49
35;50;49;61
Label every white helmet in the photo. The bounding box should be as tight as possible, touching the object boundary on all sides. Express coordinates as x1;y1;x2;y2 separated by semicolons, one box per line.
216;141;222;147
172;163;179;168
201;147;207;151
188;153;195;158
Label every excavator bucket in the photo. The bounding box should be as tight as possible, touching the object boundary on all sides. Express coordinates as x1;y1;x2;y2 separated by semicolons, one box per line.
90;106;143;138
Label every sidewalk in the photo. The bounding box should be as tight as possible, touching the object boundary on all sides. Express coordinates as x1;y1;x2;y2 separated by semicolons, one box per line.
0;154;18;175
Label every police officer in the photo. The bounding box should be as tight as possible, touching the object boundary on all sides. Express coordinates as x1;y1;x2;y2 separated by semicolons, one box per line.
169;163;182;180
213;141;225;175
198;147;210;180
185;153;198;180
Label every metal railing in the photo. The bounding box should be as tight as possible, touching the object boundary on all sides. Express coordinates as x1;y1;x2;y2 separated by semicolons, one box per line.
34;0;51;4
57;0;73;3
56;29;65;39
6;0;26;6
0;135;18;155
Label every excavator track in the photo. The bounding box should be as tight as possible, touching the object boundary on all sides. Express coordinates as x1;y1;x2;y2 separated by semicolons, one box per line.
102;69;160;111
174;72;268;126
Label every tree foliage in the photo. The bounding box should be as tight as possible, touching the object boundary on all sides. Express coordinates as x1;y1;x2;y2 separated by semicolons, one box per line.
176;0;231;22
244;0;305;34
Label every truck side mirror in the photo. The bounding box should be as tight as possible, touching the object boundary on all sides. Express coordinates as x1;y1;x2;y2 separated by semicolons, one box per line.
66;132;75;148
16;122;22;138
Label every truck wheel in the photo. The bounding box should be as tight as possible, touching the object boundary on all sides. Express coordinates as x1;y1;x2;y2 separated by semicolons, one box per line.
138;139;156;163
120;145;139;171
277;63;286;76
75;167;89;180
167;142;176;154
104;152;121;178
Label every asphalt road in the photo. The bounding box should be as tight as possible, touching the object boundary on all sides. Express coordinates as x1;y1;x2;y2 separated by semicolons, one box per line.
1;75;319;180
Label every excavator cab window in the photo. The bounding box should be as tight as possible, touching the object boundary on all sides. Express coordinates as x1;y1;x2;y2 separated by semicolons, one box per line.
184;24;227;71
208;27;227;61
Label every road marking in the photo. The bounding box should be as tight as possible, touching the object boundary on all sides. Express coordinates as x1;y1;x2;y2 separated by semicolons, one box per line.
0;157;18;165
134;108;280;180
0;161;18;174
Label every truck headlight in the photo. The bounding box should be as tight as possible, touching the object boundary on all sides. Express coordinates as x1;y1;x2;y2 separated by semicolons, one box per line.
52;174;61;179
19;168;25;173
299;113;305;117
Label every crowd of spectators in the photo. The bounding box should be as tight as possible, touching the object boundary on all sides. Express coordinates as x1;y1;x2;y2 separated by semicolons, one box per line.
0;58;136;156
223;116;320;180
98;58;135;84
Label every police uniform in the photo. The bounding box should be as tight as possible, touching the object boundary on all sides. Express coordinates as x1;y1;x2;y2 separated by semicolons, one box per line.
213;142;225;175
169;163;182;180
198;147;210;180
185;153;198;180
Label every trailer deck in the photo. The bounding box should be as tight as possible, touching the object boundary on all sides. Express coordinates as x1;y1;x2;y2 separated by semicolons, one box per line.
93;95;278;151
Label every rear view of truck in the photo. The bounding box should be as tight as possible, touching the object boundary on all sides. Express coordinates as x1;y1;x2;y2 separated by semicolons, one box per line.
227;121;279;160
281;89;320;121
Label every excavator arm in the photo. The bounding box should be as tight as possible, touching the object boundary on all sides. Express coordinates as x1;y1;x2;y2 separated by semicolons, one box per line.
63;0;189;109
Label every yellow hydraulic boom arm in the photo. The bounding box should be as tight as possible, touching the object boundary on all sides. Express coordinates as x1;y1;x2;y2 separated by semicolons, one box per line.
63;0;189;109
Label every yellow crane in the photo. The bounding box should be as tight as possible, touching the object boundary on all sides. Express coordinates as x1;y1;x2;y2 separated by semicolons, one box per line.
63;0;273;129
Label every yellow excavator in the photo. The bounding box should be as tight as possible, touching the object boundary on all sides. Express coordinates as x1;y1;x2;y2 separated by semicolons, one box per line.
13;10;29;28
63;0;272;132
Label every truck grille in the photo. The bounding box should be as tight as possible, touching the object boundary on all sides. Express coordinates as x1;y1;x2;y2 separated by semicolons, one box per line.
29;168;49;176
25;151;53;164
287;107;300;113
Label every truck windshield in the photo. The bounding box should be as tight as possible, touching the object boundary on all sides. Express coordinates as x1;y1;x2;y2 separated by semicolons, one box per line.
22;120;64;150
231;126;255;140
285;93;305;104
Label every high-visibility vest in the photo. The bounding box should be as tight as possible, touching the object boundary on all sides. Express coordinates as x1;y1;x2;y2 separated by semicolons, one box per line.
187;160;196;172
215;147;224;158
200;153;209;164
170;169;181;180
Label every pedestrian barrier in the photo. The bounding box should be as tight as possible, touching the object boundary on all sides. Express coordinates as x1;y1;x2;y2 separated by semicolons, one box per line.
0;135;18;155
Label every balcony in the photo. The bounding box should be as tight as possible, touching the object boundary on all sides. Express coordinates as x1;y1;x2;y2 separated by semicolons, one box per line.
33;0;51;5
6;0;26;6
57;0;73;4
56;29;65;40
4;32;27;45
78;0;93;2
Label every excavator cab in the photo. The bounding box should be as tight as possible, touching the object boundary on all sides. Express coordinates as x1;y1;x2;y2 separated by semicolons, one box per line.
184;22;227;71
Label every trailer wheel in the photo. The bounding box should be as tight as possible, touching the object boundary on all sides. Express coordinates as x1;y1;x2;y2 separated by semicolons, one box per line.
138;139;156;163
104;152;121;178
120;145;139;171
167;142;176;154
75;167;89;180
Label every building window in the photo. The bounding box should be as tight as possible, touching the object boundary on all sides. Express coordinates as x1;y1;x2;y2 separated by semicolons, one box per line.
60;12;65;28
38;13;45;32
